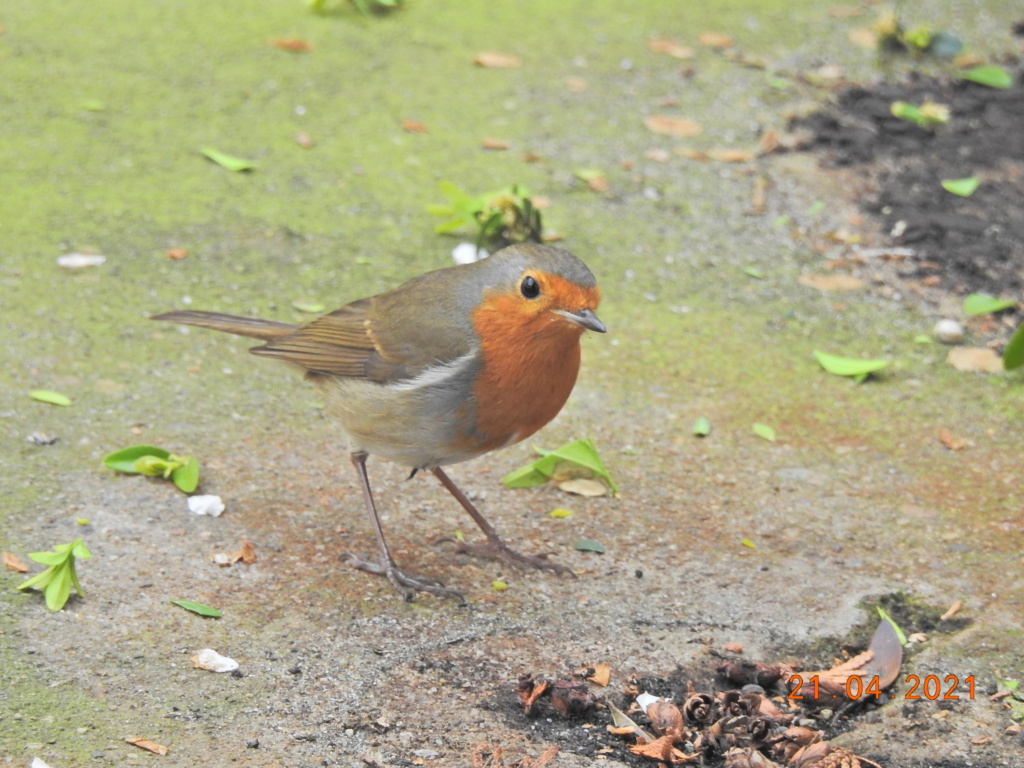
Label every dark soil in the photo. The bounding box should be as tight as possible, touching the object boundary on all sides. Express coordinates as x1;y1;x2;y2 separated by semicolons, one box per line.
794;65;1024;296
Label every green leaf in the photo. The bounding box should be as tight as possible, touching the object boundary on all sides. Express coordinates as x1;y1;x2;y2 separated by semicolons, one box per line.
813;350;890;380
199;146;256;172
960;65;1013;89
134;455;171;477
171;600;222;618
744;266;765;279
752;423;776;442
103;445;170;473
503;438;617;493
914;334;933;344
171;455;200;493
29;390;72;407
940;177;980;197
549;508;573;518
491;580;508;591
17;538;89;611
741;537;757;549
1003;323;1024;371
292;300;326;314
692;417;711;437
876;606;908;645
962;293;1015;316
574;538;606;554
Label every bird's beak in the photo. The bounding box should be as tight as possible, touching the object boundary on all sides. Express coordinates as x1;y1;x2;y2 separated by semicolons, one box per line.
554;307;607;333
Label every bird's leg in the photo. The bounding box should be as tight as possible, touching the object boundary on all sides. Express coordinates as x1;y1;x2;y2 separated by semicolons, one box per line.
431;466;575;577
343;452;464;601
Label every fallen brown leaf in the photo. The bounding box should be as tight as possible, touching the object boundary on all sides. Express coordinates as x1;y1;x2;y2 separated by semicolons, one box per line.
746;175;768;216
125;737;169;755
268;37;313;52
3;551;28;573
401;118;428;134
474;51;522;69
758;129;780;155
481;138;510;150
558;478;606;497
947;347;1004;374
829;5;863;17
239;540;256;565
939;600;963;621
698;31;735;48
723;642;744;654
674;146;708;161
644;115;702;137
165;248;188;260
798;273;865;292
630;734;696;763
707;148;755;163
938;428;968;451
970;736;992;746
585;662;611;687
648;37;695;59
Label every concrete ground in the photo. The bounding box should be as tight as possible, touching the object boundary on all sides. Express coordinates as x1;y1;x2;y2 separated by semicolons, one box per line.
2;1;1022;766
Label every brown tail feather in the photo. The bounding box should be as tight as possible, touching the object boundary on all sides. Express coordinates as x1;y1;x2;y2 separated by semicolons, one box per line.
151;311;298;341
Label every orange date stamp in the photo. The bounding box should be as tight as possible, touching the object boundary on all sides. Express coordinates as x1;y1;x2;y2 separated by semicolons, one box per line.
787;674;976;701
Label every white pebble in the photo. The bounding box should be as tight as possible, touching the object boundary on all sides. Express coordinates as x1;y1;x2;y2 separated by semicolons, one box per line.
188;495;225;517
191;648;238;673
933;319;964;344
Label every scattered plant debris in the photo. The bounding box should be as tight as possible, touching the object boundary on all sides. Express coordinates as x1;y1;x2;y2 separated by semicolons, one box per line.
515;622;902;766
125;737;169;756
16;538;91;611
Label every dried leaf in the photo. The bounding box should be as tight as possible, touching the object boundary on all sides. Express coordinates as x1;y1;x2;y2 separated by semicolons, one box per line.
481;138;510;150
239;540;256;564
798;273;864;292
586;663;611;687
3;551;29;573
517;675;549;716
268;37;313;52
698;31;735;48
629;734;695;763
558;478;607;497
474;51;522;69
674;146;708;161
166;248;188;260
939;600;963;621
644;115;702;137
707;148;756;163
947;347;1004;374
648;38;695;59
724;642;744;654
938;428;967;451
125;737;169;755
401;118;428;134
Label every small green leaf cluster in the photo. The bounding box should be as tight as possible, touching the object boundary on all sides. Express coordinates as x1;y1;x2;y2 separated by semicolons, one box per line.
503;438;617;493
17;538;91;611
104;445;200;492
428;182;543;251
890;100;950;129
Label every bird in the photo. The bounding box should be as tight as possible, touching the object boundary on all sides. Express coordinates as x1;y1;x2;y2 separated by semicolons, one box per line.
152;242;605;599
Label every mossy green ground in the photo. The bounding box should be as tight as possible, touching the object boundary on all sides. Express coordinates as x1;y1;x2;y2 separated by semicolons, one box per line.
2;1;1023;766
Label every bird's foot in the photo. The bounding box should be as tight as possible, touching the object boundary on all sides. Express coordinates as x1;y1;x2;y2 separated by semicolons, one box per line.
434;536;576;577
342;553;465;601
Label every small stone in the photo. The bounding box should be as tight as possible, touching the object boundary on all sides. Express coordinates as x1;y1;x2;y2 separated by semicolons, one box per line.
933;319;964;344
246;739;260;749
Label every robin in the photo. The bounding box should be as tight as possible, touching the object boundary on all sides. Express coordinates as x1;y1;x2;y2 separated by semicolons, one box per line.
153;243;604;599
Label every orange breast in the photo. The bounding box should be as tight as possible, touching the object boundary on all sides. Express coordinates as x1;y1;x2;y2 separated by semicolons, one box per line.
462;293;585;454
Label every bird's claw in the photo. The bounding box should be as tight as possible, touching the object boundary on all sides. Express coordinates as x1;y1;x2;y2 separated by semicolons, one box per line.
342;552;465;601
433;537;576;577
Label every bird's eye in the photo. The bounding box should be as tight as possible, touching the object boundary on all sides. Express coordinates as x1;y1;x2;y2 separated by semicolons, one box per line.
520;275;540;299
